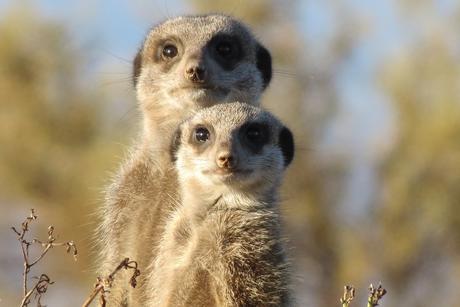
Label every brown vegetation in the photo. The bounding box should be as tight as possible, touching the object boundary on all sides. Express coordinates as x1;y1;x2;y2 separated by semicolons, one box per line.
12;209;141;307
82;258;140;307
11;209;77;306
11;210;385;306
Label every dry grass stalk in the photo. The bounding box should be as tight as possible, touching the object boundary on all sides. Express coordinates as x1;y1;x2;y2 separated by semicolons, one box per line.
82;258;140;307
11;209;78;307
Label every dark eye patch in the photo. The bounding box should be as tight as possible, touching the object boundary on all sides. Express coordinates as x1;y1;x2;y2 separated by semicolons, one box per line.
216;41;234;59
241;122;269;153
208;34;243;70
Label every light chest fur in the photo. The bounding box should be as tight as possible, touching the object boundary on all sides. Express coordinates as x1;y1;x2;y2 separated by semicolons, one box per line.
148;103;294;306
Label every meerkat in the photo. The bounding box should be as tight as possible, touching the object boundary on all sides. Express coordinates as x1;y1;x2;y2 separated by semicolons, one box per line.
133;13;272;164
96;14;272;305
148;102;295;306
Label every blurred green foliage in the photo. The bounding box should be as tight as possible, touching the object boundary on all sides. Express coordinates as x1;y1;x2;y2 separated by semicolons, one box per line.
0;13;101;204
0;6;129;304
378;20;460;301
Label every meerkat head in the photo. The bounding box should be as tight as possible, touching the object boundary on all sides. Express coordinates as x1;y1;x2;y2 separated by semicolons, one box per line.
171;103;294;197
133;14;272;113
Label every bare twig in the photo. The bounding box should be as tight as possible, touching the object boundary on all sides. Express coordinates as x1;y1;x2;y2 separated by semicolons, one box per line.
340;285;355;307
12;209;78;307
20;274;54;307
82;258;141;307
367;283;387;307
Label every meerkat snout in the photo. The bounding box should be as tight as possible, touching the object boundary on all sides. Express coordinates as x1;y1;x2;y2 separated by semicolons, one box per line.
185;63;207;83
216;149;237;169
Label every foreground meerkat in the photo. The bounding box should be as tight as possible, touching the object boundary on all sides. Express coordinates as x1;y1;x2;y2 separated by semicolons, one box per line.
96;14;272;305
149;102;294;306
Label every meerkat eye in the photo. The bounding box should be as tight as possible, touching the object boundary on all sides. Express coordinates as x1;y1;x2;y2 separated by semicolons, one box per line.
194;127;210;143
216;42;233;58
210;35;242;70
162;44;178;59
247;126;262;142
244;123;269;150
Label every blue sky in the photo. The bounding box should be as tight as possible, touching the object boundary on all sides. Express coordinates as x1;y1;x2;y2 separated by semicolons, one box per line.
0;0;400;214
1;0;443;217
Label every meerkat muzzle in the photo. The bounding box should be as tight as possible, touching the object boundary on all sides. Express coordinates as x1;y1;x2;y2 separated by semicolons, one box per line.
185;64;207;83
216;151;238;169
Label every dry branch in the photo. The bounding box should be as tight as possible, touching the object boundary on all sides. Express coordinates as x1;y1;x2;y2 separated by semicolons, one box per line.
82;258;141;307
12;209;77;307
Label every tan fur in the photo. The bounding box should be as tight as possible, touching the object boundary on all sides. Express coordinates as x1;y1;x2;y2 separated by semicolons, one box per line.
149;103;292;306
96;15;271;306
135;14;270;164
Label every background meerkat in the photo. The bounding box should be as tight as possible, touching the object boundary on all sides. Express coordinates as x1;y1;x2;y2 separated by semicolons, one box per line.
149;102;294;306
134;13;272;164
96;14;272;305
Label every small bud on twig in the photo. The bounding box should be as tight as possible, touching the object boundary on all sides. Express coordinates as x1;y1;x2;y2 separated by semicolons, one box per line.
12;209;77;307
367;283;387;307
340;285;355;307
82;258;141;307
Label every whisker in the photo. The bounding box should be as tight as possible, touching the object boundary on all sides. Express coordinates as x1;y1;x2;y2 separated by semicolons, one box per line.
97;78;133;88
116;105;139;124
273;69;298;77
97;71;131;76
100;48;132;65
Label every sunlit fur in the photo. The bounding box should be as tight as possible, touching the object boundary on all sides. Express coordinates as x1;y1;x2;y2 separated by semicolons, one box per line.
96;15;271;306
148;103;293;306
136;14;270;163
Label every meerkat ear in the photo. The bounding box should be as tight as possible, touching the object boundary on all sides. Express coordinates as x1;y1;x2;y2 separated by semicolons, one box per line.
132;49;143;86
256;44;272;89
170;128;182;163
279;127;294;167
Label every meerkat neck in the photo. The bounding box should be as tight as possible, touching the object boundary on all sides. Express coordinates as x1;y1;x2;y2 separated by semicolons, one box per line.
180;182;278;224
217;188;278;210
139;100;195;165
180;184;223;223
140;126;171;167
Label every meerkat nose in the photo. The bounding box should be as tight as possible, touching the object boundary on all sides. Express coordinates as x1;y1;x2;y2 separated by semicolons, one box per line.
216;152;237;169
185;64;207;83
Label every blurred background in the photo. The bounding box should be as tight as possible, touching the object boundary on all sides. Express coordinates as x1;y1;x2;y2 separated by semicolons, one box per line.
1;0;459;306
